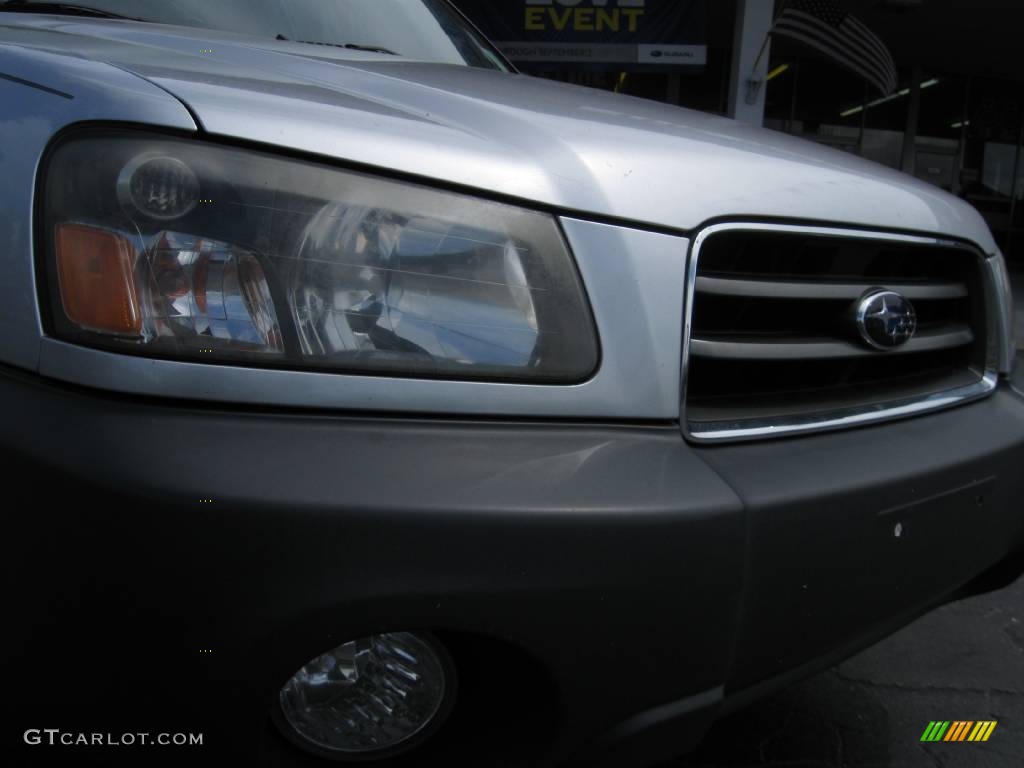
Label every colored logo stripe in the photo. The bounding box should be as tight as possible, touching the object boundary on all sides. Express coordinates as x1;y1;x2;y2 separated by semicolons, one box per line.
944;721;971;741
969;721;998;742
920;721;996;742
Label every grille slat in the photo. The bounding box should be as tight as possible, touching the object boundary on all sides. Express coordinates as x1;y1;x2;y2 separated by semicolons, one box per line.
683;225;995;442
695;275;968;301
690;324;974;361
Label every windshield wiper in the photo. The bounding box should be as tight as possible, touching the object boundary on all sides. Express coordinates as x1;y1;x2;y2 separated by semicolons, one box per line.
275;34;397;56
0;2;139;19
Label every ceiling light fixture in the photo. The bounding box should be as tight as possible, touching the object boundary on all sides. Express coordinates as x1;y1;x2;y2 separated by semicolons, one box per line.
840;78;940;118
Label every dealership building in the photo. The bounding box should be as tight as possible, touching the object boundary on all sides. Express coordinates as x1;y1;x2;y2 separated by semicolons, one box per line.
455;0;1024;263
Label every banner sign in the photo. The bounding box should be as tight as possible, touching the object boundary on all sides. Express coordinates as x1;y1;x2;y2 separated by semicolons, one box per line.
456;0;707;71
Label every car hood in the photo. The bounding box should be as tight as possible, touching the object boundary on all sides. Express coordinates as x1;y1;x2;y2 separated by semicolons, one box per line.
1;16;997;251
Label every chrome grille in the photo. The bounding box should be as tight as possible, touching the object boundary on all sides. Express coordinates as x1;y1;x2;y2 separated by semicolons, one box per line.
683;224;997;442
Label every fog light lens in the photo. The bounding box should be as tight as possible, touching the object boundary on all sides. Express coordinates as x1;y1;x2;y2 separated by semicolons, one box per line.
278;632;452;758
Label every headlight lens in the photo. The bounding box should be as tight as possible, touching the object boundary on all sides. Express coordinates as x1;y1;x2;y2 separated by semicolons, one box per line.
43;132;598;382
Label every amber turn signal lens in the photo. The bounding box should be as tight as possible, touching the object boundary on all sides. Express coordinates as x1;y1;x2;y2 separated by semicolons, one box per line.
56;223;141;335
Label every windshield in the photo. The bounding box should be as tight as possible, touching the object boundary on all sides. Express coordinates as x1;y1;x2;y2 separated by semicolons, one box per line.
0;0;509;70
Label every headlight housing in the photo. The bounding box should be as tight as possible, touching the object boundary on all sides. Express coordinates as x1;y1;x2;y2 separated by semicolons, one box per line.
42;131;598;382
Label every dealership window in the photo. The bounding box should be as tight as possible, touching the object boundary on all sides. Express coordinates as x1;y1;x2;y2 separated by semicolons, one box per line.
762;45;865;154
962;78;1024;257
529;45;732;115
763;45;1024;259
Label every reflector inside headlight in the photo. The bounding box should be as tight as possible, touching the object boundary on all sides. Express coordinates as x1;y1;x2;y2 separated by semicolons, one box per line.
43;132;598;381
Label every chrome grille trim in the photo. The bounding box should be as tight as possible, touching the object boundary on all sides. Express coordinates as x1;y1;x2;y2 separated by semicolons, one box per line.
681;222;1000;444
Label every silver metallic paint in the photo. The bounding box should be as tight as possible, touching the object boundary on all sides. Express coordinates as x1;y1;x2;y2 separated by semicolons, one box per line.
987;250;1017;373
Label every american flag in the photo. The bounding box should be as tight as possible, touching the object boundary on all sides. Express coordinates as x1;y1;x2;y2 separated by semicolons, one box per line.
771;0;898;95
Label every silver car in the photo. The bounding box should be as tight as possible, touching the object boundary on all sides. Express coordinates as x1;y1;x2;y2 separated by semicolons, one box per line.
2;2;1021;767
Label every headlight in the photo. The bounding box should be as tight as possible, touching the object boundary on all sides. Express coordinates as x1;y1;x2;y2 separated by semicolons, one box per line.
42;132;598;382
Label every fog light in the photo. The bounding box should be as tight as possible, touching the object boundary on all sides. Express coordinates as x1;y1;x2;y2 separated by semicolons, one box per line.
278;632;453;759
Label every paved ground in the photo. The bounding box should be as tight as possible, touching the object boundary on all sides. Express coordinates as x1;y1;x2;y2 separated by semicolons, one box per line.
673;574;1024;768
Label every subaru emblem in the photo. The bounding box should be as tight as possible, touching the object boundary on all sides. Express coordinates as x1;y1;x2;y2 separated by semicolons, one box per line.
856;289;917;349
